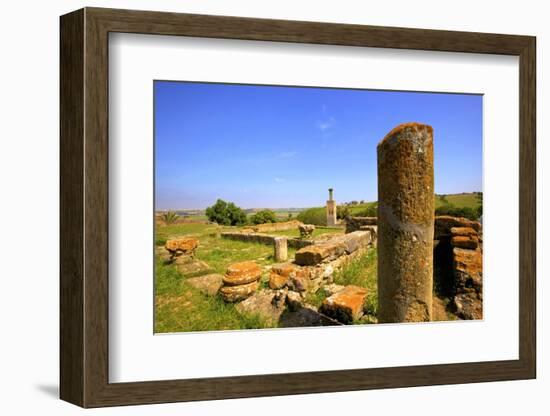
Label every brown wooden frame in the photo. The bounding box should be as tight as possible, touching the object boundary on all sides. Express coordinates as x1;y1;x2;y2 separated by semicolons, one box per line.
60;7;536;408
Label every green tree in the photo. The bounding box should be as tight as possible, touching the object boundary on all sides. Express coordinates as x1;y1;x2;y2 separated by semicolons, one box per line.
250;209;277;224
296;207;327;226
205;199;247;226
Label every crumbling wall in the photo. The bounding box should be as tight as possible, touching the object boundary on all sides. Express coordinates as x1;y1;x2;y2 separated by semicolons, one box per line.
221;231;315;249
345;216;377;233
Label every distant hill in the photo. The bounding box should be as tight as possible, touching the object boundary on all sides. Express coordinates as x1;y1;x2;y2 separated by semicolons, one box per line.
434;192;482;209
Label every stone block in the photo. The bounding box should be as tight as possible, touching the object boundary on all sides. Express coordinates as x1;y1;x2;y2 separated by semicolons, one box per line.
320;285;368;324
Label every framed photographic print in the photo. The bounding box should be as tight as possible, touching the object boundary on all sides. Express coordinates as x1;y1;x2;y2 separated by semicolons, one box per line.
60;7;536;408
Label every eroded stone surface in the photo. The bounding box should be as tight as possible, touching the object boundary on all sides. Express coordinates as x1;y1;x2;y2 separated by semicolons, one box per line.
295;241;347;266
345;216;377;233
320;285;368;323
219;281;259;302
435;216;481;239
451;235;479;249
285;291;304;311
377;122;434;323
235;290;286;324
453;247;483;293
299;224;315;238
331;231;371;254
186;273;223;296
222;261;262;286
452;292;483;320
268;271;289;290
165;238;199;256
450;226;477;236
274;237;288;262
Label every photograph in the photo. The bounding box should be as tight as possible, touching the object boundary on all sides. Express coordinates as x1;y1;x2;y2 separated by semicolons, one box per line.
153;81;483;333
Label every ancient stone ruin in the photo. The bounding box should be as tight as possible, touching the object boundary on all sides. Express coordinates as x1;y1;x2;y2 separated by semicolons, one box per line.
326;188;337;226
299;223;315;239
434;216;483;320
377;122;435;323
273;237;288;262
159;237;214;277
219;261;262;302
162;123;482;328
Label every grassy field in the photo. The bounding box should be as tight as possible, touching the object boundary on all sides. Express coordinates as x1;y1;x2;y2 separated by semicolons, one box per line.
295;192;481;222
434;192;481;209
155;256;276;333
155;221;298;332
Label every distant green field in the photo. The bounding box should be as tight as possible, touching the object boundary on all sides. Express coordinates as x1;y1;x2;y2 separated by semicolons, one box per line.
434;193;481;209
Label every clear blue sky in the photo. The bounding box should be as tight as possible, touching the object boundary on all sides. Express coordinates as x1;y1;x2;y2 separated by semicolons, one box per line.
155;81;482;210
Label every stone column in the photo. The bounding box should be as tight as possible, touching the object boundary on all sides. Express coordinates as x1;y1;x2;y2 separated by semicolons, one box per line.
377;123;434;323
326;188;337;227
274;237;288;262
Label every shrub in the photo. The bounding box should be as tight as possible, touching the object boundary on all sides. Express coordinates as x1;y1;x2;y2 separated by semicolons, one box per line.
160;211;179;225
355;202;378;217
205;199;247;226
250;209;277;224
336;204;351;220
435;204;480;221
296;207;327;226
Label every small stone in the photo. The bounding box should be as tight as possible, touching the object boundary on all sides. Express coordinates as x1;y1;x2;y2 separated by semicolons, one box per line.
272;289;288;309
268;271;289;289
299;224;315;239
320;285;368;324
219;281;259;302
235;290;285;324
165;238;199;256
288;270;311;292
176;260;213;278
156;246;173;264
186;273;223;296
323;283;346;297
222;261;262;286
271;263;297;277
286;291;304;311
452;292;482;320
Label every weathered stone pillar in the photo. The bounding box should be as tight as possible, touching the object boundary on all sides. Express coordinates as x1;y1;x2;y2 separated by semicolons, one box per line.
326;188;337;227
274;237;288;262
377;123;434;323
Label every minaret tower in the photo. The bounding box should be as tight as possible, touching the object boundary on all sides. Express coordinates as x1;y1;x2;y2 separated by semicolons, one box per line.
326;188;337;226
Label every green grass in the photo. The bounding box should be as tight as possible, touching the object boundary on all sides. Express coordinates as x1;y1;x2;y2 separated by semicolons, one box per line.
303;288;329;308
155;257;276;333
333;248;378;317
155;222;218;245
156;222;297;274
155;221;298;332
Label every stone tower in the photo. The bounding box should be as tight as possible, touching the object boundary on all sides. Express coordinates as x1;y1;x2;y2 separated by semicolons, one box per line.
326;188;337;227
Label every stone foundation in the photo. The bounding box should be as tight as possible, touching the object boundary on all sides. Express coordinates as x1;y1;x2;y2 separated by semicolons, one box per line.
221;231;315;249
